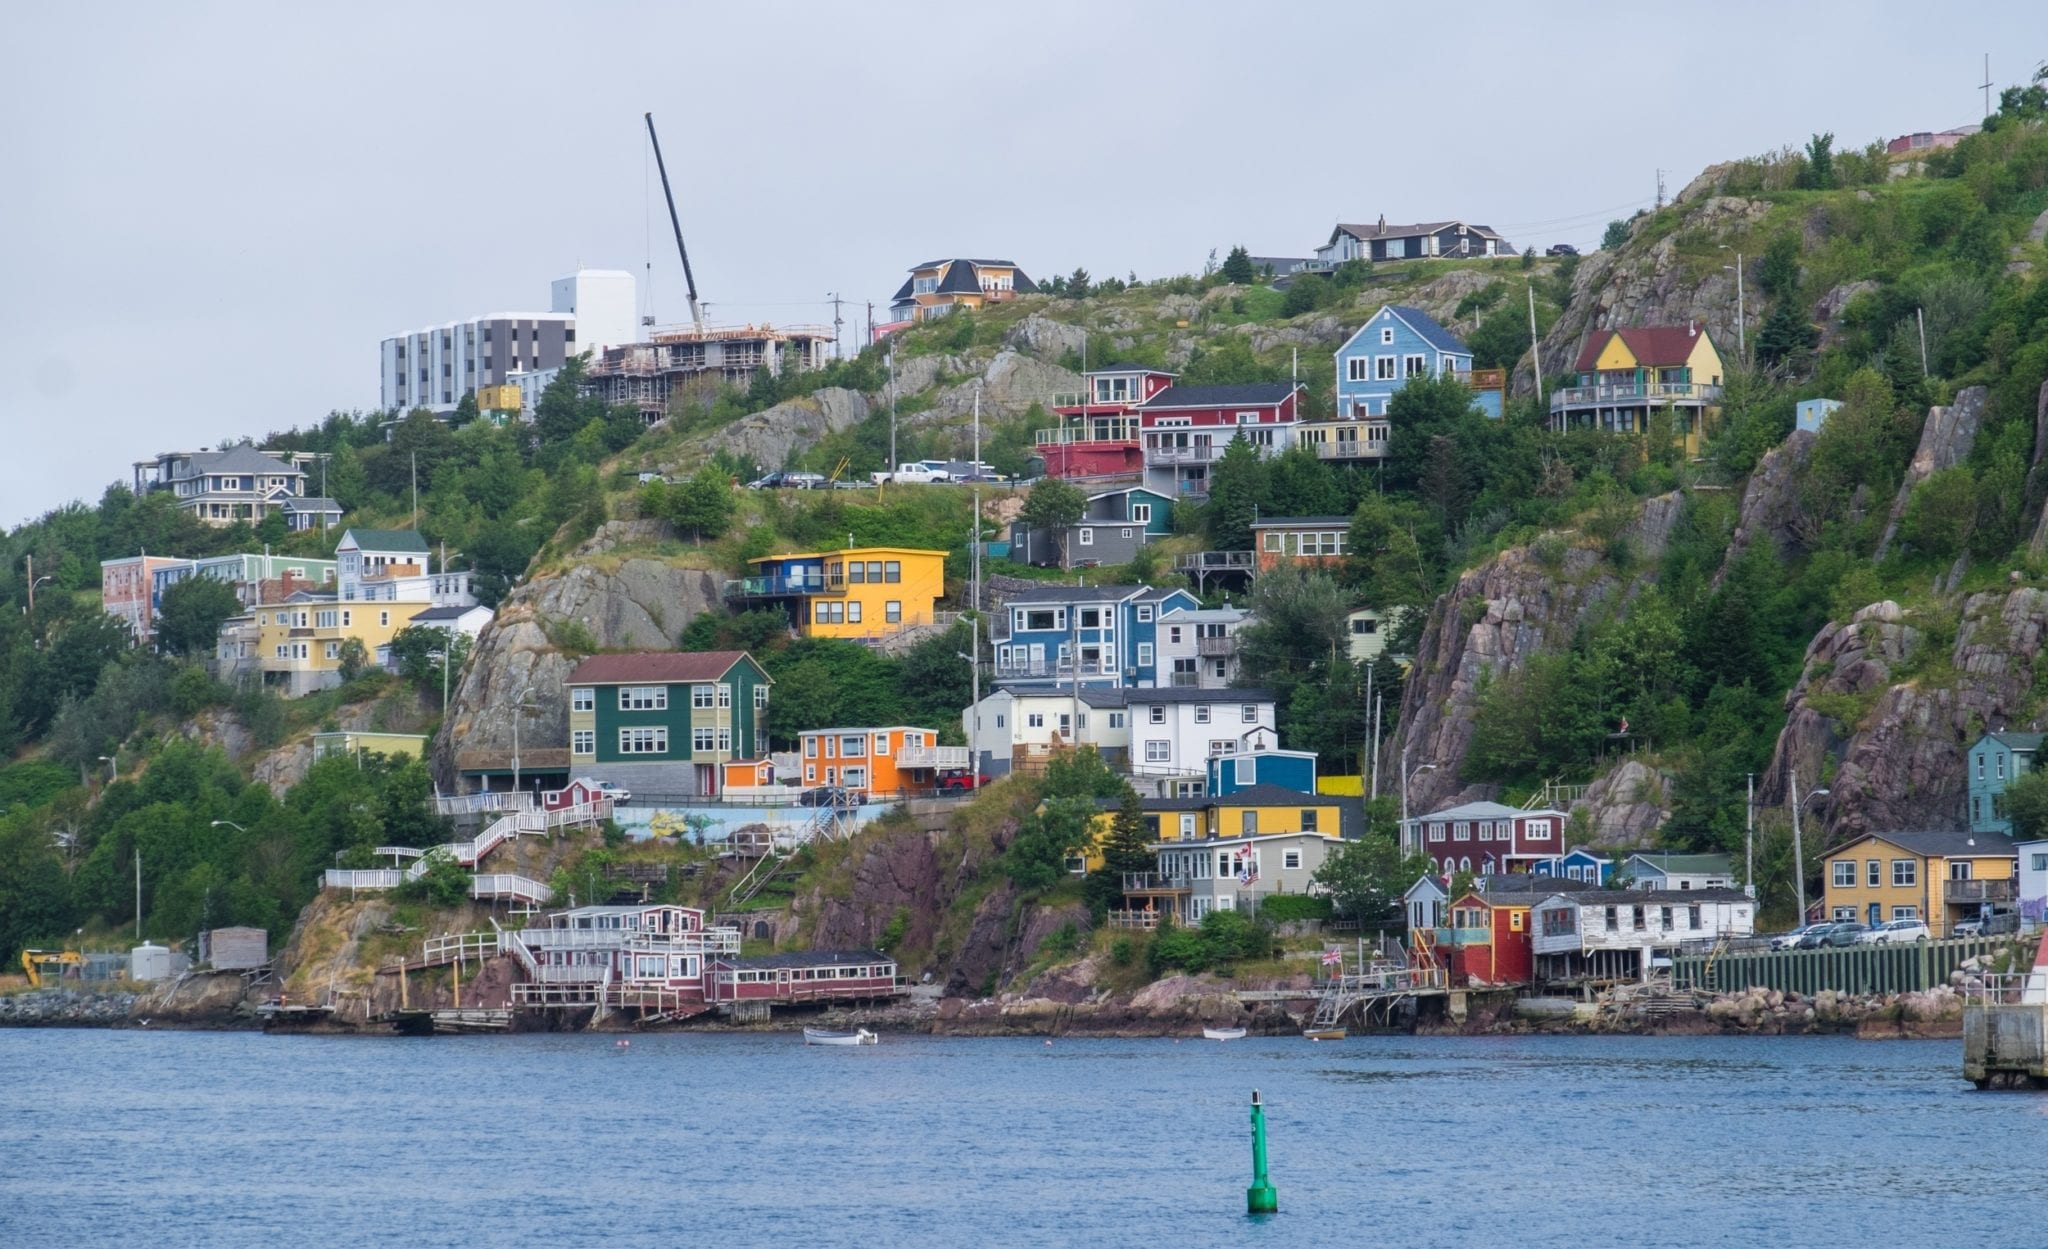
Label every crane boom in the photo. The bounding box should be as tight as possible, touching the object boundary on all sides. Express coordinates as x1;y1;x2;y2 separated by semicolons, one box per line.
644;112;705;334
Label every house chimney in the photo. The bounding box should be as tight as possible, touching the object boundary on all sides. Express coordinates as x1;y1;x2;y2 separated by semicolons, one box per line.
1689;320;1697;337
1377;214;1386;234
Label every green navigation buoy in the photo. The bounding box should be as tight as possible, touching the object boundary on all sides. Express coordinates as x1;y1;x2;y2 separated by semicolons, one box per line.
1247;1089;1278;1215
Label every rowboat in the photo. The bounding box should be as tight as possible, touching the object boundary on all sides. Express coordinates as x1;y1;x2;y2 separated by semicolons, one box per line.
1303;1028;1346;1041
1202;1027;1248;1041
803;1027;878;1046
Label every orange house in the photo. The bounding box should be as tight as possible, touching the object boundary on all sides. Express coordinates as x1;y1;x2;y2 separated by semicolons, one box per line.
1251;516;1350;573
797;727;969;798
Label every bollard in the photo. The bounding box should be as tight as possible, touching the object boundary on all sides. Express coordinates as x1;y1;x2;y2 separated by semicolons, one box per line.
1247;1089;1278;1215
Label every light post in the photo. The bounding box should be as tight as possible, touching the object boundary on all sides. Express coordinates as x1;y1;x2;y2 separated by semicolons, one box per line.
98;754;116;784
26;572;52;639
1787;768;1831;923
209;820;246;833
1398;744;1438;864
1720;246;1745;362
957;618;980;774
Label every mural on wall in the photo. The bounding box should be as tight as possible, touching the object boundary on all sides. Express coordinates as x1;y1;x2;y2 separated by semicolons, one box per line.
616;803;890;846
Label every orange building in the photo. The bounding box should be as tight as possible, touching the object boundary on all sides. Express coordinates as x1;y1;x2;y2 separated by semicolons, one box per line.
1251;516;1350;573
797;727;970;798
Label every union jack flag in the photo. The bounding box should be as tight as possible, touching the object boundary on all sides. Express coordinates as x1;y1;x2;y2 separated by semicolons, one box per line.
1320;949;1343;967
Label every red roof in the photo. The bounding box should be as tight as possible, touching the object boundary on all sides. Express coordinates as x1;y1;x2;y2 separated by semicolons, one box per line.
1573;325;1707;372
567;650;761;685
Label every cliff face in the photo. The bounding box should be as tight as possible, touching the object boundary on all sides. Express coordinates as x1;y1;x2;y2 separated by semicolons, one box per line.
1764;590;2048;839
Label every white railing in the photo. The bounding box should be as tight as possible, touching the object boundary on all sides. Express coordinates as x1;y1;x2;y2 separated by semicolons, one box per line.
435;792;535;817
472;873;553;905
1146;443;1224;464
897;745;971;770
422;931;503;964
1035;424;1140;445
1961;971;2048;1005
527;964;613;984
1550;382;1724;410
545;799;612;829
1306;439;1379;460
323;869;404;891
504;932;540;977
514;928;739;956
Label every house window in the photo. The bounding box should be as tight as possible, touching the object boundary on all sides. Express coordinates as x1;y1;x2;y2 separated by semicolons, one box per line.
875;733;891;755
572;729;595;755
1526;819;1553;841
1132;504;1153;525
1149;706;1166;725
1403;354;1426;378
619;727;668;755
1631;906;1646;931
693;685;716;709
1478;823;1492;842
1024;609;1059;631
2033;853;2048;872
1428;824;1445;843
1688;904;1702;929
1832;861;1856;887
1145;741;1170;763
1300;810;1318;833
886;601;902;623
1241;704;1258;724
1375;356;1397;380
1867;859;1880;886
1976;753;1985;780
1137;642;1154;666
1380;328;1394;345
1453;822;1469;841
379;611;390;627
1078;528;1094;546
693;728;716;752
847;601;862;624
571;687;594;712
1241;811;1258;836
1891;859;1917;887
804;737;818;758
1283;850;1303;870
716;686;732;709
622;686;668;711
1345;356;1369;383
716;728;732;752
1209;739;1234;756
1027;713;1044;729
839;735;866;758
1195;706;1211;724
755;686;769;710
884;561;901;583
1997;754;2006;779
1660;906;1674;929
1891;906;1919;921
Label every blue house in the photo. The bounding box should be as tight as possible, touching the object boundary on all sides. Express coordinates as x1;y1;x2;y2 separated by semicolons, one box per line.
1333;304;1502;421
1968;731;2042;835
992;584;1199;689
1532;848;1613;885
1207;748;1317;798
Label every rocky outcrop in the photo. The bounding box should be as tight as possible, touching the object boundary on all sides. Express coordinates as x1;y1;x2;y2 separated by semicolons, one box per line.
912;350;1083;426
1764;590;2048;838
437;552;721;785
702;387;868;469
1717;430;1817;582
2022;381;2048;557
1397;269;1504;331
1002;314;1089;362
1874;386;1987;560
1813;280;1878;349
1576;759;1671;848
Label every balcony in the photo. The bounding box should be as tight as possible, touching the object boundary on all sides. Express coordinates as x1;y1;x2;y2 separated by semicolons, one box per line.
1146;442;1225;465
1549;382;1724;412
1122;872;1191;893
897;745;971;770
992;659;1122;680
723;574;845;600
1196;636;1236;658
1945;878;2016;905
1174;551;1256;575
1035;422;1140;446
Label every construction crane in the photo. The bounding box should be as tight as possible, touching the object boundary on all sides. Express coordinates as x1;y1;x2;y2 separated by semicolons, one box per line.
20;949;84;988
644;112;706;335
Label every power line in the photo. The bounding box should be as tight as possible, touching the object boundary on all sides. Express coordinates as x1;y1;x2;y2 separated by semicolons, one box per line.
1491;196;1656;231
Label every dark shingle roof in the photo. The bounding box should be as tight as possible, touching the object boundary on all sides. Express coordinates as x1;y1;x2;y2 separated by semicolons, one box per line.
567;650;762;686
1250;515;1351;528
890;277;915;304
410;605;482;623
1091;363;1175;376
1138;383;1300;411
197;445;301;475
1985;731;2045;752
717;949;892;970
1385;305;1471;356
281;497;342;512
1126;688;1276;706
341;527;430;554
1855;831;2017;859
1001;584;1149;606
1334;220;1506;243
936;261;984;295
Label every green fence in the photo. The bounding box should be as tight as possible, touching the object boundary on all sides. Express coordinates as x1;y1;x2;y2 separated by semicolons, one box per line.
1673;937;2006;996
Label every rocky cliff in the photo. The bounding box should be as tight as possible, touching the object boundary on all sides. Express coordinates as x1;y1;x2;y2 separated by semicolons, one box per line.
1874;386;1987;560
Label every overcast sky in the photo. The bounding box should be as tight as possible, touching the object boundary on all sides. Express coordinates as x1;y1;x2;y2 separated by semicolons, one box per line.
2;1;2034;526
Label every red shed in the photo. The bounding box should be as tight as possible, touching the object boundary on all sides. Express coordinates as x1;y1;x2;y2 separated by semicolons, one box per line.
1441;891;1534;986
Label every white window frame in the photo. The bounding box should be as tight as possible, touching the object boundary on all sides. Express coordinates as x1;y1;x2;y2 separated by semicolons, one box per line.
1144;740;1171;763
1831;861;1856;888
1078;527;1094;546
571;687;594;712
1136;605;1154;623
1137;642;1154;667
571;729;595;755
1149;706;1166;725
622;686;669;712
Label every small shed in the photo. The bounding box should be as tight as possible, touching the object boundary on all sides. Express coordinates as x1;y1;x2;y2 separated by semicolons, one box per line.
129;943;190;981
199;926;269;970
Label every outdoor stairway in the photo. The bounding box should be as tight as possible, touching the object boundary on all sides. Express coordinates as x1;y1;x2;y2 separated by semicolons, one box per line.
324;799;608;899
726;852;785;907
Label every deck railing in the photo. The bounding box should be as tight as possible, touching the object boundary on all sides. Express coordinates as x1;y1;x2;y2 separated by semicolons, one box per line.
1122;871;1192;892
1174;551;1256;572
323;869;404;891
1549;382;1724;410
1944;879;2016;904
897;745;971;770
434;792;534;817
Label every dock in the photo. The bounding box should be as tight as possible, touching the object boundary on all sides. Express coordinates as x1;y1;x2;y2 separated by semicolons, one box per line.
1961;939;2048;1089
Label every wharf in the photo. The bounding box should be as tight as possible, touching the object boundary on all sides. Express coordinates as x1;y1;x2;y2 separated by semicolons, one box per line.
1962;971;2048;1089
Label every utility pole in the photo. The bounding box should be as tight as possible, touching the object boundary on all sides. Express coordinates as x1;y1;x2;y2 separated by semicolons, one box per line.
827;291;845;359
865;301;874;348
410;451;419;528
972;380;983;614
1399;743;1412;859
1745;773;1756;900
1527;286;1543;397
1916;307;1930;377
1982;54;1993;118
966;615;980;772
135;849;142;941
887;349;897;474
1789;766;1807;922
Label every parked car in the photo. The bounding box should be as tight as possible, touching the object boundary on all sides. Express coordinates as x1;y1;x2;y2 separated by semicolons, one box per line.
1953;912;2019;937
1770;924;1826;951
936;770;992;793
1546;243;1580;257
1794;921;1862;949
748;470;826;490
798;785;852;808
871;463;951;485
1862;918;1930;944
591;782;631;805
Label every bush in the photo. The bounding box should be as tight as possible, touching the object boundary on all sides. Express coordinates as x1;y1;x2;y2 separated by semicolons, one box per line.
1256;894;1333;923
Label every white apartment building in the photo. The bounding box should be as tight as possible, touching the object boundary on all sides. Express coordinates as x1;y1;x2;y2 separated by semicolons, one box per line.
1155;605;1250;689
965;687;1131;777
380;268;638;413
1126;688;1277;793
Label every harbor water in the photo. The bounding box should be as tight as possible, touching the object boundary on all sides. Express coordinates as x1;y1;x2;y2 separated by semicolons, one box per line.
0;1029;2035;1248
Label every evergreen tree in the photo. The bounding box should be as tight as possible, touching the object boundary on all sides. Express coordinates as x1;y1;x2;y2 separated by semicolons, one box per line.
1085;786;1153;915
1204;437;1266;551
1218;246;1256;284
1018;478;1086;567
1754;300;1818;372
668;465;736;542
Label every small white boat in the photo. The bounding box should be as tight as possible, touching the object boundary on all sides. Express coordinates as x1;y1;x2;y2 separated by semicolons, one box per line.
803;1027;878;1046
1202;1027;1248;1041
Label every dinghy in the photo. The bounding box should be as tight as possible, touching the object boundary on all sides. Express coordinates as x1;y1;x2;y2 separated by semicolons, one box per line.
803;1027;878;1046
1202;1027;1248;1041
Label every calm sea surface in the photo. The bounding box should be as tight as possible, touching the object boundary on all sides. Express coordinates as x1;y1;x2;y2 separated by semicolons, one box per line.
0;1028;2037;1248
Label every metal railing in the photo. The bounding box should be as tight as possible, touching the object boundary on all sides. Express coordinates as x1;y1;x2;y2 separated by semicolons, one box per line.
723;574;843;598
1945;879;2017;904
1549;382;1724;410
1174;551;1256;572
1122;872;1192;892
897;745;971;770
1960;971;2048;1004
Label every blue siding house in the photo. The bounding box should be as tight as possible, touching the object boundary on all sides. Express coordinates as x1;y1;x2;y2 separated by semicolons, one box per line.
1334;304;1501;420
1532;848;1613;885
992;585;1198;689
1968;731;2041;835
1208;748;1317;797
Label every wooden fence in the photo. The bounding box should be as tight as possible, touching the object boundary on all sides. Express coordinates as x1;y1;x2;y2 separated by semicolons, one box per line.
1673;936;2006;996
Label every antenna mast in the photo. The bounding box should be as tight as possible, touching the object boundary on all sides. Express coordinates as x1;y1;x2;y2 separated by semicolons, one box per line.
644;112;705;333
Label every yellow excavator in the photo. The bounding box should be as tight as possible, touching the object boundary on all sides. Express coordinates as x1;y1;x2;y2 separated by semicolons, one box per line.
20;950;84;988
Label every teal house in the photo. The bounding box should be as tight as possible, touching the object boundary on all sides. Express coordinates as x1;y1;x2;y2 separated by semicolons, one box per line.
1968;730;2041;835
566;650;772;798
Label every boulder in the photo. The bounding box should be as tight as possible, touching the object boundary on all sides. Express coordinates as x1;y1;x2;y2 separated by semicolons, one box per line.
1814;281;1878;349
1577;759;1671;847
702;387;868;470
1716;430;1817;583
1002;314;1089;362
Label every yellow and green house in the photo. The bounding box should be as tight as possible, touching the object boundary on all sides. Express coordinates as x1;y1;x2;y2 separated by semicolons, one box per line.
245;599;432;696
727;546;947;640
1549;325;1726;458
1821;830;2018;934
1068;785;1349;874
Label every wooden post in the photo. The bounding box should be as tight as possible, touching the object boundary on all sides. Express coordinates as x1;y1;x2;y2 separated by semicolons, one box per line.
399;960;409;1010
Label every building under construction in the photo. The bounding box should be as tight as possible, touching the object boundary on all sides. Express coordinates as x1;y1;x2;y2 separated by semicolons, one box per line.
583;323;834;423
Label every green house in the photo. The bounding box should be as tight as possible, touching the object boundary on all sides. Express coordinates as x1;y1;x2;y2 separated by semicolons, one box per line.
1968;730;2041;836
566;650;772;798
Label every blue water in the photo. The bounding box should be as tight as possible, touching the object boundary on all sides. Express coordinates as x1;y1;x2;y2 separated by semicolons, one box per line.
0;1029;2036;1248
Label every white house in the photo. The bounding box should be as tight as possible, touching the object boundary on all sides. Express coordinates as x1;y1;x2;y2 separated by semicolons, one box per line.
964;686;1131;778
1126;688;1277;793
1621;853;1736;891
1404;873;1449;933
1155;605;1251;689
1531;888;1755;982
335;528;476;608
2018;839;2047;928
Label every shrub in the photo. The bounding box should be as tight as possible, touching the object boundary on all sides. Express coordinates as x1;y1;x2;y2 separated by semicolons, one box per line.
1256;894;1333;923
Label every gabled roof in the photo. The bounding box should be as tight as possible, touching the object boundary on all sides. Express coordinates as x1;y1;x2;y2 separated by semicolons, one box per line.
1390;305;1471;355
1980;731;2045;752
1126;687;1276;706
194;445;303;475
1250;515;1351;529
1420;801;1527;821
1088;363;1175;377
1624;852;1733;875
1001;584;1150;606
566;650;766;687
409;605;488;622
281;497;343;512
1837;830;2018;860
1137;382;1301;411
1085;485;1173;503
1573;325;1711;372
1538;887;1753;907
340;527;430;555
935;261;986;295
1330;220;1507;245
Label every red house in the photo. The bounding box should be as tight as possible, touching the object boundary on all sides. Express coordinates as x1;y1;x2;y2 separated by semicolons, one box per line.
1408;800;1570;873
1037;365;1177;479
1440;890;1534;986
1137;382;1303;496
708;950;899;1003
541;777;610;813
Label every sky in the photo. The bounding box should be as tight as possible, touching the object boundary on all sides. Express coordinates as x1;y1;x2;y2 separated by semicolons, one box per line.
2;0;2037;526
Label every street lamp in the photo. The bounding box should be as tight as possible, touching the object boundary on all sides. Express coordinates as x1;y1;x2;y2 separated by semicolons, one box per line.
1399;744;1438;864
1719;246;1745;362
1787;768;1831;922
98;755;116;783
209;820;246;833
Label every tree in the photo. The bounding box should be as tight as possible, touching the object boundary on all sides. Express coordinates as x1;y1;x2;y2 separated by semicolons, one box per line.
335;638;370;683
668;465;736;542
1065;268;1092;300
256;510;288;547
1801;131;1835;189
154;577;244;658
1218;246;1256;284
1756;232;1802;302
1899;466;1979;561
2003;769;2048;842
1204;437;1266;551
1754;300;1819;373
1085;786;1153;915
1312;834;1423;925
1018;477;1086;567
1601;219;1632;251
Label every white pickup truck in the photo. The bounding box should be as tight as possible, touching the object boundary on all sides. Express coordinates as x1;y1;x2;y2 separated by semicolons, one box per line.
871;462;952;485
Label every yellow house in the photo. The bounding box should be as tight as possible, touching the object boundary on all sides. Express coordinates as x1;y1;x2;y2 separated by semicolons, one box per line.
1550;324;1727;459
733;546;947;640
1146;786;1346;844
1821;830;2018;934
251;599;431;696
889;258;1038;323
312;731;429;761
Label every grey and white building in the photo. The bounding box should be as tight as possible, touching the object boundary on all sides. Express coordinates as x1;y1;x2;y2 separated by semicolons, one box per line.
379;269;637;414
